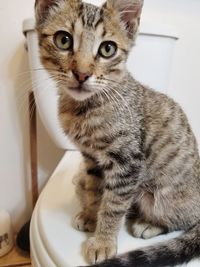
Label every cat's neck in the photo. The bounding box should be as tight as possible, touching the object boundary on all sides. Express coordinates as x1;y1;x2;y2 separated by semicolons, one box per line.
58;88;105;115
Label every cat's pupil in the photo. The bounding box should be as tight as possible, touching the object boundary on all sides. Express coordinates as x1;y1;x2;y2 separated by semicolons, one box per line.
105;44;111;53
61;36;68;44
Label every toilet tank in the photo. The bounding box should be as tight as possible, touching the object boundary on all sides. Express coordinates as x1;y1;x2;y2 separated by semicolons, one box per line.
23;18;178;150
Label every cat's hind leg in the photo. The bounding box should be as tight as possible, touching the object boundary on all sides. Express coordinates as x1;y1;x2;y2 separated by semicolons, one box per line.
73;155;103;233
131;218;167;239
73;211;96;232
73;175;102;232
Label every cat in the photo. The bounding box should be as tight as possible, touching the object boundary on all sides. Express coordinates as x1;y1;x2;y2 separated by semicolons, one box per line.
35;0;200;266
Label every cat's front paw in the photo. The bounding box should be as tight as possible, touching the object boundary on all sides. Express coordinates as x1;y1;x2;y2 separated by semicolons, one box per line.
73;211;96;232
84;236;117;264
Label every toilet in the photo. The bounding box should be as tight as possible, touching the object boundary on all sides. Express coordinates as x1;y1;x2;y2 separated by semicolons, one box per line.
22;5;200;266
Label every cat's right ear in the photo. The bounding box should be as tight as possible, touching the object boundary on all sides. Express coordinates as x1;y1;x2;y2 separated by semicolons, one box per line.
35;0;82;23
35;0;59;23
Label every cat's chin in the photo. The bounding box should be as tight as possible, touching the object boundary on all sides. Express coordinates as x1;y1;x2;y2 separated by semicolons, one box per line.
65;86;95;102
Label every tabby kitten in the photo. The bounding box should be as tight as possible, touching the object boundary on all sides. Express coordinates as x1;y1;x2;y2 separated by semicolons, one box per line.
35;0;200;266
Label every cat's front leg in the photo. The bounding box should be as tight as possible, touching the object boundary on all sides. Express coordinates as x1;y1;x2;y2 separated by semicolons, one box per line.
84;155;142;264
84;190;133;264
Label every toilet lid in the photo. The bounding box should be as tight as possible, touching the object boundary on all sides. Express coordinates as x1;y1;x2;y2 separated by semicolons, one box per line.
30;151;200;267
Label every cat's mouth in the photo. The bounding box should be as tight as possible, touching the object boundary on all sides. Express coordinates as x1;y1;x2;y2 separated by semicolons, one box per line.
66;84;94;101
68;85;91;93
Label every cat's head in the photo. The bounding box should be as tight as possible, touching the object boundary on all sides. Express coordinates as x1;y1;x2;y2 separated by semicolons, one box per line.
35;0;143;101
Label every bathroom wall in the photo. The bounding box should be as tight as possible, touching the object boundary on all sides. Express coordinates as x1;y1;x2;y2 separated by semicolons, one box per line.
0;0;63;232
142;0;200;148
0;0;200;232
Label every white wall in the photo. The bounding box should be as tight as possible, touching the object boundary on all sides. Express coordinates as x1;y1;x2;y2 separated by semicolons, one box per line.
142;0;200;146
0;0;200;232
0;0;63;232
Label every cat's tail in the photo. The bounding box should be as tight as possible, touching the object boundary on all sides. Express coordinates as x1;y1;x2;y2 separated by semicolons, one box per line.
84;222;200;267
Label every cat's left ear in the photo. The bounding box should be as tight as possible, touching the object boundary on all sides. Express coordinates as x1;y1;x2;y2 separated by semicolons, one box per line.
104;0;144;40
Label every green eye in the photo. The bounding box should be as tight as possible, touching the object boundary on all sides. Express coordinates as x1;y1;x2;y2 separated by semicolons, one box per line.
54;31;73;51
98;41;117;58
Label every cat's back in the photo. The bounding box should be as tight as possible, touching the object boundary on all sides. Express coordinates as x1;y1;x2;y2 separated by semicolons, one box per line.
141;85;200;183
143;86;196;147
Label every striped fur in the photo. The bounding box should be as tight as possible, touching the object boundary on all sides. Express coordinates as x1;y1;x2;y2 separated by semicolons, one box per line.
35;0;200;266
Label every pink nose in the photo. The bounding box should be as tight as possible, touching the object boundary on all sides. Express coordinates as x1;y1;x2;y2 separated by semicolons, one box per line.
72;70;92;83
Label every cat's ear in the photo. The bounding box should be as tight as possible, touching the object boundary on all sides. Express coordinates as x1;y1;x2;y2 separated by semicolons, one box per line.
104;0;143;39
35;0;59;22
35;0;82;23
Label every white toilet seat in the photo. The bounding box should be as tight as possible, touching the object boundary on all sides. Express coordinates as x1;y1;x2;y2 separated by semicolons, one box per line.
31;151;85;267
30;151;200;267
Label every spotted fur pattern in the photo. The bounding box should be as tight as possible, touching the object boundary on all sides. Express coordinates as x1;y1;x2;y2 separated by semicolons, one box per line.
35;0;200;266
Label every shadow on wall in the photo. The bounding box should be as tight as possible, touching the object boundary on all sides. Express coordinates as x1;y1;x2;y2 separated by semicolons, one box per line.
7;42;64;231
